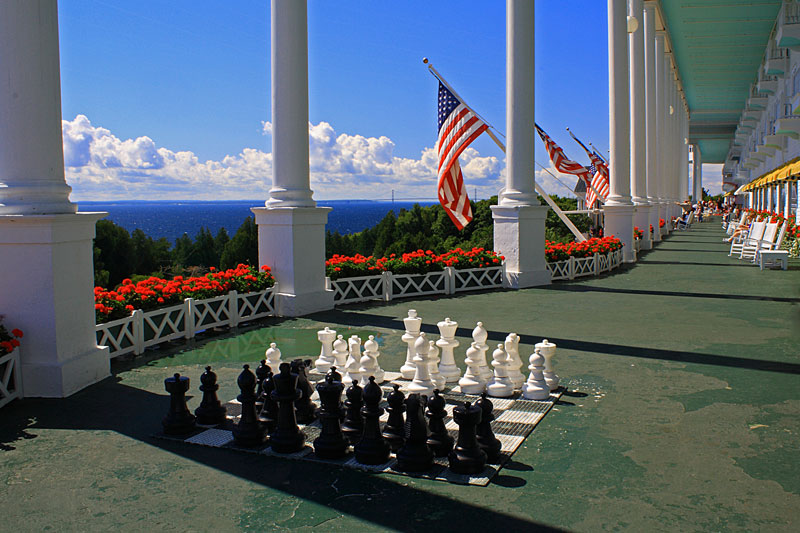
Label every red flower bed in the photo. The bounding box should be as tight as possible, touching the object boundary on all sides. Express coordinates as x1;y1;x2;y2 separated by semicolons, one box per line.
634;226;644;240
94;264;275;324
545;236;623;263
0;317;23;356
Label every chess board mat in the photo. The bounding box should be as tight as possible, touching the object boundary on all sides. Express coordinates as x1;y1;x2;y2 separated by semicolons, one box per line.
155;372;563;486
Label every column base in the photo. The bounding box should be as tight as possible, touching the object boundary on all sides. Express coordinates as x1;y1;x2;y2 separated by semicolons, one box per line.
603;203;636;262
633;202;653;250
22;345;110;398
252;206;334;317
648;197;661;243
491;204;551;289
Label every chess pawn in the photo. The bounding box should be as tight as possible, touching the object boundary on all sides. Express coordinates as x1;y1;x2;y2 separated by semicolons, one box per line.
458;341;486;395
315;326;337;373
475;393;502;463
254;360;270;414
353;376;391;465
265;343;282;368
358;335;382;386
472;322;492;381
268;362;306;454
396;394;434;472
382;384;406;452
535;339;559;392
400;309;422;379
426;389;454;458
448;401;487;475
407;332;434;397
427;340;446;391
436;317;461;382
486;344;514;398
504;333;525;390
332;335;349;370
341;380;364;445
521;350;550;400
162;373;196;435
194;366;227;425
233;365;267;447
368;335;386;383
313;374;349;459
290;359;316;424
341;337;363;386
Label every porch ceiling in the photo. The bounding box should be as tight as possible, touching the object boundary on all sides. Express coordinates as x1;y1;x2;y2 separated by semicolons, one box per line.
658;0;782;163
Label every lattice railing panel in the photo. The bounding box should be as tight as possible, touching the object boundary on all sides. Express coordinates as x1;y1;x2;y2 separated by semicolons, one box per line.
193;294;232;330
597;253;611;272
573;256;596;278
332;275;385;304
390;271;447;298
143;303;188;348
547;260;570;280
237;288;275;322
0;348;22;409
95;315;137;357
452;266;504;292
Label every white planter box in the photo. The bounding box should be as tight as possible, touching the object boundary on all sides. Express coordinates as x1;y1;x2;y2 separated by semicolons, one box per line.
0;347;22;408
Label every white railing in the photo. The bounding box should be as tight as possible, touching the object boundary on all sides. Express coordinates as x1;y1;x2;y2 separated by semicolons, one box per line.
0;347;22;408
546;251;623;281
96;287;276;358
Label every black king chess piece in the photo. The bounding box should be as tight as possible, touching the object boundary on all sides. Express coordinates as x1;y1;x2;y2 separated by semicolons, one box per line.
426;389;454;457
312;374;349;459
396;393;434;472
269;362;306;454
354;376;391;465
254;360;270;414
194;366;227;426
162;373;196;435
382;384;406;452
291;358;316;424
257;369;278;432
475;392;502;463
448;401;487;475
341;380;364;445
232;364;267;447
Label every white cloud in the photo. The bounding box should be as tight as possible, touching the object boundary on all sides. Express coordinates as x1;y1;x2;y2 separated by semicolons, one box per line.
62;115;505;201
700;163;723;196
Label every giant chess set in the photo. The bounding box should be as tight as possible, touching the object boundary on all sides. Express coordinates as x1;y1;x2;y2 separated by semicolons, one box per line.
156;310;565;486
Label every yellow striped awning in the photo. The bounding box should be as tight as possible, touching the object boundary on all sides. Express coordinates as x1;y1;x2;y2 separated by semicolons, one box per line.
741;157;800;191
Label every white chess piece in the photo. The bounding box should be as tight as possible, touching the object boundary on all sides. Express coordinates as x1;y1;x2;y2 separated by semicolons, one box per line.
486;343;514;398
458;341;486;395
427;340;446;391
315;326;337;373
535;339;559;391
332;335;349;370
408;332;434;397
341;335;362;385
436;317;461;382
400;309;422;379
348;335;362;365
359;335;385;385
521;349;550;400
472;322;492;381
265;342;282;368
504;333;525;390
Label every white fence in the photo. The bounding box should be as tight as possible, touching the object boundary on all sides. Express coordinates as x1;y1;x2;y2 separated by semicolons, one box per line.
0;347;22;408
96;288;276;358
547;249;624;281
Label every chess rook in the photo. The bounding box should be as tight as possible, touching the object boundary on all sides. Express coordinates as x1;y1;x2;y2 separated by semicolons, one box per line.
436;317;462;383
194;366;227;426
162;373;196;435
400;309;422;379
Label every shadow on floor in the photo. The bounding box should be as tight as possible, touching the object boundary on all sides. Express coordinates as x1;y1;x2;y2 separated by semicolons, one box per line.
537;283;800;303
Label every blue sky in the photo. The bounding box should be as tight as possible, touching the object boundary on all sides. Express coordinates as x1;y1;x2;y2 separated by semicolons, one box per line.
56;1;716;201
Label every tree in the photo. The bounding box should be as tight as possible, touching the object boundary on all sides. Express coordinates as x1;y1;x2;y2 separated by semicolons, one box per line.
221;216;258;269
94;220;135;287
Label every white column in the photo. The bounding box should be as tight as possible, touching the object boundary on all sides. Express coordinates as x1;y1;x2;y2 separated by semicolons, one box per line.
656;33;668;235
767;185;774;211
692;145;702;203
644;3;658;246
0;0;109;397
785;181;791;218
492;0;550;288
604;0;636;262
629;0;650;250
252;0;333;316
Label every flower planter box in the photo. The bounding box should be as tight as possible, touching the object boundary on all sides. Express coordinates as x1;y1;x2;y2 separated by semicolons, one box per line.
0;347;22;408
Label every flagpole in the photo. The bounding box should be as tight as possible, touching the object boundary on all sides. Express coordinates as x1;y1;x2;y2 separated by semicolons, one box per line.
424;59;587;241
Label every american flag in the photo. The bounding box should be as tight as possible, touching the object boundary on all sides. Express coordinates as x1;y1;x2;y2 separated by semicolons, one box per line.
585;151;610;209
436;81;487;229
535;125;593;186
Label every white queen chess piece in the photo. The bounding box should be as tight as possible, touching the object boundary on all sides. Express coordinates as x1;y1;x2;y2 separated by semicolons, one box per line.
486;343;514;398
408;332;434;397
472;322;492;381
359;335;385;385
315;326;337;373
504;333;525;390
332;335;349;370
521;349;550;400
265;342;282;368
427;340;446;391
436;317;461;383
535;339;559;391
458;341;487;395
400;309;422;379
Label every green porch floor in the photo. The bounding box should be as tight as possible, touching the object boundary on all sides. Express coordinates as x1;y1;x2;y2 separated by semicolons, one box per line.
1;220;798;531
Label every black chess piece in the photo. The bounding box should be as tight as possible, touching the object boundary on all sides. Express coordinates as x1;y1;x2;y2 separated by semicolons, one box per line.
342;380;364;445
162;373;196;435
232;364;267;447
382;384;406;452
426;389;454;458
475;392;502;463
353;376;391;465
327;366;342;384
448;401;487;475
257;370;278;432
254;360;270;414
291;358;316;424
194;366;227;425
396;394;434;472
312;374;349;459
268;362;306;454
